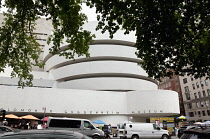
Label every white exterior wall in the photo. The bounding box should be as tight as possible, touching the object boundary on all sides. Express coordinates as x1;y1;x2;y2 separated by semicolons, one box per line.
0;86;179;125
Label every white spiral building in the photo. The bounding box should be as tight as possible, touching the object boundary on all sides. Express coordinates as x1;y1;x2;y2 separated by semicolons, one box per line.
0;14;180;125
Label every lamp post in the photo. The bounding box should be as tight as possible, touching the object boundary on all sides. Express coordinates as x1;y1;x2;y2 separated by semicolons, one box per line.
42;107;46;118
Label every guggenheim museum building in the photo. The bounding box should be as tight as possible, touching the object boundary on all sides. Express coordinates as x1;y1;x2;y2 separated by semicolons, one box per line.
0;13;180;125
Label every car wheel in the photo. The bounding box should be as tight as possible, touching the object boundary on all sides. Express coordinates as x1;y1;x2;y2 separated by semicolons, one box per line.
162;135;169;139
131;135;139;139
92;135;100;139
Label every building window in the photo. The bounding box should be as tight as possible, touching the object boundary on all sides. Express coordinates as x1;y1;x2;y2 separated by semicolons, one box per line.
198;92;201;98
198;111;201;116
205;101;209;107
196;102;199;108
187;103;192;109
196;82;199;88
189;112;194;117
207;110;210;116
202;111;206;116
183;78;187;84
191;76;194;81
184;86;189;93
208;89;210;96
205;79;209;86
200;81;204;89
192;84;195;90
185;93;191;100
198;92;202;98
194;93;197;99
195;111;197;115
200;101;204;107
202;90;206;97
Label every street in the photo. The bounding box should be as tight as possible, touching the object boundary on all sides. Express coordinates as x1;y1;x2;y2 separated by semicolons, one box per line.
171;136;179;139
111;135;179;139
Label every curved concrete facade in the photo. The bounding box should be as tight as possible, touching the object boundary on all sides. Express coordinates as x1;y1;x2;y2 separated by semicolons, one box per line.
0;14;180;125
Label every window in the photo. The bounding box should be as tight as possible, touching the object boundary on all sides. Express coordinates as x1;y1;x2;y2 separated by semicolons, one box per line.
191;76;194;81
187;103;192;109
195;111;197;115
196;102;199;108
198;92;202;98
207;110;210;116
194;93;197;99
189;112;194;117
200;101;204;107
207;89;210;96
196;82;199;88
183;78;187;84
84;121;94;129
184;86;189;92
202;111;206;116
49;119;81;128
185;93;191;100
200;81;204;88
198;111;201;116
205;79;209;86
202;90;206;97
205;101;209;107
192;84;195;90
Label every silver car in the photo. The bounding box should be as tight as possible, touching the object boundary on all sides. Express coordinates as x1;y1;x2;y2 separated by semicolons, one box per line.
0;129;91;139
0;126;13;134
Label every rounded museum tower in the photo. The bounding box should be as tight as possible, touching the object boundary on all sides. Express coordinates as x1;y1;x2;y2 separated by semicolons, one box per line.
44;22;157;91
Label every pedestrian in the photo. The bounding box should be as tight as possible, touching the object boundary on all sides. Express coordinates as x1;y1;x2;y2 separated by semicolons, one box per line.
42;122;47;129
108;124;111;134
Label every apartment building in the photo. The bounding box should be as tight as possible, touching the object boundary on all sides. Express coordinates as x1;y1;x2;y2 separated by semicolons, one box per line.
179;76;210;122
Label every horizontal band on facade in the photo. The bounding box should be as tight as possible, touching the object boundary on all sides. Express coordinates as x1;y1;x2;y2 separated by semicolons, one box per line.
45;56;143;71
57;73;158;85
91;39;135;47
43;39;136;62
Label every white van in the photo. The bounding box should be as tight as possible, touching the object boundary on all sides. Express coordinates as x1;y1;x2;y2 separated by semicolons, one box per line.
117;122;170;139
46;117;105;139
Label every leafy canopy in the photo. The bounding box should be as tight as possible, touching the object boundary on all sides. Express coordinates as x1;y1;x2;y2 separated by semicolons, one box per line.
0;0;210;88
87;0;210;80
0;0;95;87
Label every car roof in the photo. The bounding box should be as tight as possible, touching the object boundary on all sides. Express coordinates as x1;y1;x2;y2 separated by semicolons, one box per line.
184;127;210;134
0;129;89;138
0;125;13;129
48;117;90;121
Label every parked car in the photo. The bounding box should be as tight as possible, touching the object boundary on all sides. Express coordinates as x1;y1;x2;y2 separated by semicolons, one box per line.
180;126;210;139
177;126;196;138
46;117;105;139
0;129;91;139
0;126;13;134
117;122;170;139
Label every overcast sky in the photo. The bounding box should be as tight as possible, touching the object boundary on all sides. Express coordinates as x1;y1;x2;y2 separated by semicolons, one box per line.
0;3;97;21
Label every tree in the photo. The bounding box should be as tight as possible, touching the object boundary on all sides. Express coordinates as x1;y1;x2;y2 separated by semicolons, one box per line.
0;0;95;87
87;0;210;80
1;0;210;88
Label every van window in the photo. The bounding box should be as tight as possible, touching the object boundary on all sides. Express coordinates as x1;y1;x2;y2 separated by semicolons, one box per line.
84;121;94;129
117;123;125;129
49;119;81;128
153;124;160;130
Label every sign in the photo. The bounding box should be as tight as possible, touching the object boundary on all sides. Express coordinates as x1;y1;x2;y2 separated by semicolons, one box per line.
150;117;174;123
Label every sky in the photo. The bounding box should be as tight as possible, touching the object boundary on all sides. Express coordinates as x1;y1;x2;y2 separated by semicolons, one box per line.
0;3;98;21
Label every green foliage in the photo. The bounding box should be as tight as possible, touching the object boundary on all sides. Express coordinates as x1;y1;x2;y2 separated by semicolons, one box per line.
0;0;95;87
89;0;210;80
